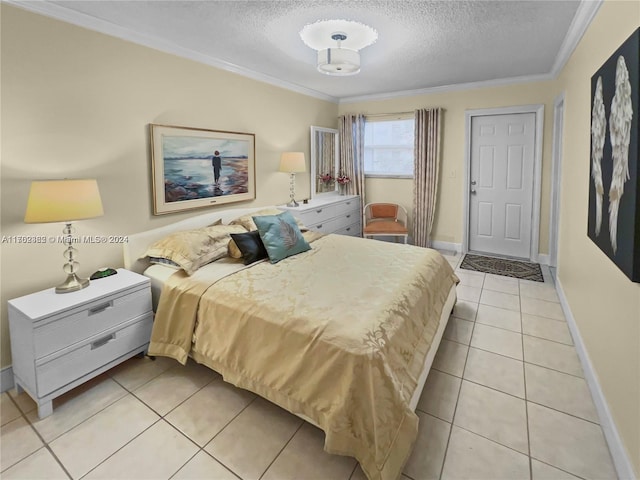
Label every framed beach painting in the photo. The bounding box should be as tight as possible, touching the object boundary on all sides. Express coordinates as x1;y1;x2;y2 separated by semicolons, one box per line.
150;124;256;215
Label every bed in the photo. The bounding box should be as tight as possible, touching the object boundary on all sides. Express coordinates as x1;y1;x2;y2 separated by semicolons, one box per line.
124;205;458;480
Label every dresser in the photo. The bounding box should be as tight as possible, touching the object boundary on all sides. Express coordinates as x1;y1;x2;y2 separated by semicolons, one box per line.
8;269;153;418
280;194;362;237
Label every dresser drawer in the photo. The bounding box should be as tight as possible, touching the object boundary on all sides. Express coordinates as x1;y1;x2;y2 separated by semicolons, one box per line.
335;222;361;237
297;205;337;227
33;287;152;359
334;198;359;216
35;313;153;396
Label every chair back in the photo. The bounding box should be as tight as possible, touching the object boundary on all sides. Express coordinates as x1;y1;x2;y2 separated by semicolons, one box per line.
370;203;398;219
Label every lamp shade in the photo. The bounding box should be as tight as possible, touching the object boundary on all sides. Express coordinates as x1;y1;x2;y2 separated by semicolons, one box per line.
279;152;306;173
24;179;104;223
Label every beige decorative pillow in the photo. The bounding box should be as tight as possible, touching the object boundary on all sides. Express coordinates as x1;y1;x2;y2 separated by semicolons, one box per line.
229;208;307;232
228;238;243;259
143;224;247;275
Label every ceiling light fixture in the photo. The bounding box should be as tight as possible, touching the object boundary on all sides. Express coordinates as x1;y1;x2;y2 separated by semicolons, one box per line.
300;20;377;76
318;33;359;76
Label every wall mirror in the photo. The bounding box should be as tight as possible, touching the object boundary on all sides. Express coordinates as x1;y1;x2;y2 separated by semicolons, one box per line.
310;126;339;198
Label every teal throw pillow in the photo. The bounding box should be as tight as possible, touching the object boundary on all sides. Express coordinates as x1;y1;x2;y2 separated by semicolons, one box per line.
253;211;311;263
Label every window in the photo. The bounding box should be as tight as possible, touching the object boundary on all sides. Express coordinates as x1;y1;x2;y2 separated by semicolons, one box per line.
364;117;414;177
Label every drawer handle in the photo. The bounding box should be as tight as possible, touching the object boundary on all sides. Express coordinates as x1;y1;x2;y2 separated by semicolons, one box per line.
346;227;351;231
316;224;323;229
88;302;113;315
346;202;351;205
346;214;351;218
91;333;115;350
316;209;323;213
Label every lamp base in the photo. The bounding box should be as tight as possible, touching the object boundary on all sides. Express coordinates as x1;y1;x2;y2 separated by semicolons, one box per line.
55;273;90;294
286;199;300;207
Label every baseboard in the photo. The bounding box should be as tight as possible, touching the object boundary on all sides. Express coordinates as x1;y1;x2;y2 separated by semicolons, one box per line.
536;253;550;265
555;278;637;480
0;365;14;393
431;241;462;254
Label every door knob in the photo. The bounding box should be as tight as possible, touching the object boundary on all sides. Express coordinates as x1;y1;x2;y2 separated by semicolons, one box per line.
471;181;477;185
471;189;477;194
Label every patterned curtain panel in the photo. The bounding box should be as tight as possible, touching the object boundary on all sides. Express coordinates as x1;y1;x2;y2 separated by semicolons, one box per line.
338;114;366;202
413;108;442;248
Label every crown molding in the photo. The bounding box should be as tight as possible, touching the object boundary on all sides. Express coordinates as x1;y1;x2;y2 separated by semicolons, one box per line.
5;0;602;105
550;0;603;76
4;0;339;104
338;73;553;104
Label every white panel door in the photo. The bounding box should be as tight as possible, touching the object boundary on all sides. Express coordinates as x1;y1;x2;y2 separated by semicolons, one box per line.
469;113;535;258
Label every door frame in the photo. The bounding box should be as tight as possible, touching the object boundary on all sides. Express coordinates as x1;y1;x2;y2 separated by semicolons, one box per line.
548;93;565;268
463;104;545;262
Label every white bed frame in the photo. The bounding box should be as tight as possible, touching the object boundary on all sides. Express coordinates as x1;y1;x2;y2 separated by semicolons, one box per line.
124;205;456;413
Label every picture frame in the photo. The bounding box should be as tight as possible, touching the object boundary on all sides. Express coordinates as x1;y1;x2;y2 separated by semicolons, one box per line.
150;124;256;215
588;28;639;282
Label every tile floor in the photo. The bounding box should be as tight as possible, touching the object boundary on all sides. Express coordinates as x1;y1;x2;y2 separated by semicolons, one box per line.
0;252;618;480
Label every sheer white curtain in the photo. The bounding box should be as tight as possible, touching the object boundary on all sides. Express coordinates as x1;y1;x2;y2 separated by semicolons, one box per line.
338;114;366;201
413;108;443;248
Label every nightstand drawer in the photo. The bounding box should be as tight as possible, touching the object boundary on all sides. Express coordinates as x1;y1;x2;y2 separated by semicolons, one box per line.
33;287;152;359
35;313;153;396
334;198;359;216
335;222;361;237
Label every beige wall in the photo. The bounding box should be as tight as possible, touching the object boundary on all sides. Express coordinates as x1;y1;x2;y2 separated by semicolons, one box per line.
338;82;558;252
556;1;639;474
0;5;338;367
2;2;639;475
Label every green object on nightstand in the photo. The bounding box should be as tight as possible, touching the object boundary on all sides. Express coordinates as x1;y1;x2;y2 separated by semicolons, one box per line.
90;268;118;280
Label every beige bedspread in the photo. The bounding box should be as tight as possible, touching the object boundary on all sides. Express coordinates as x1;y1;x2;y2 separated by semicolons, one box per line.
149;234;457;480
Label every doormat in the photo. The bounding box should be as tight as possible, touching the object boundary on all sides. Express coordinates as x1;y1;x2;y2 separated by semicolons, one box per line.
460;254;544;282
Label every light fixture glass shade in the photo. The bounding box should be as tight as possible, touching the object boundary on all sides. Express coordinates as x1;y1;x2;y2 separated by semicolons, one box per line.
279;152;306;173
317;48;360;76
24;179;104;223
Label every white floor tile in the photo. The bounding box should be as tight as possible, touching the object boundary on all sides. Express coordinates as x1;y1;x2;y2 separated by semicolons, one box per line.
476;304;522;333
483;274;520;295
531;459;581;479
205;397;302;480
441;426;529;480
463;347;525;398
454;270;485;288
523;335;583;377
27;376;127;442
134;361;218;416
521;296;565;321
528;402;616;479
519;282;560;303
457;285;482;303
480;289;520;311
432;340;469;377
109;355;177;391
443;317;474;345
525;363;598;422
173;451;239;480
1;448;68;480
166;378;255;446
49;394;158;479
452;299;478;321
8;388;37;415
1;393;22;426
417;370;461;422
470;323;523;360
454;381;528;454
403;412;450;480
522;313;573;345
0;417;44;473
83;420;198;479
262;422;356;480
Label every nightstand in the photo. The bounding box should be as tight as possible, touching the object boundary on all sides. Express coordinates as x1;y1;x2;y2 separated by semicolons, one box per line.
8;269;153;418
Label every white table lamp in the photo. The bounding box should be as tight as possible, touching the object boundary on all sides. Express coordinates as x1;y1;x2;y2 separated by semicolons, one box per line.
24;179;104;293
279;152;306;207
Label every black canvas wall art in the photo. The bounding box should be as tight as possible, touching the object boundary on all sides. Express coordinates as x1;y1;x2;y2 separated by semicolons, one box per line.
588;28;639;282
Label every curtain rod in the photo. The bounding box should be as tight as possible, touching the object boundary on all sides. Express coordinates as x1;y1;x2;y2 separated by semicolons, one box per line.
362;111;414;117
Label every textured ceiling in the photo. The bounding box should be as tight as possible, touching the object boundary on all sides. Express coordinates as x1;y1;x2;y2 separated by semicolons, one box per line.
24;1;584;101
